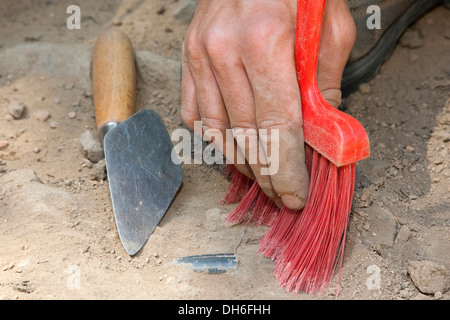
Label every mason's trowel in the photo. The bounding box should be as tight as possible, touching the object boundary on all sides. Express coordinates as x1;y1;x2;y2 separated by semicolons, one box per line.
92;30;183;256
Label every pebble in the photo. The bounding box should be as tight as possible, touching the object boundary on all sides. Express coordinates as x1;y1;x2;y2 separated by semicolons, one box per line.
68;111;76;119
408;260;449;294
0;140;9;149
400;29;424;49
34;110;50;122
2;262;14;271
8;101;25;119
395;225;412;244
89;159;106;181
79;130;104;163
399;288;410;298
80;158;93;168
64;83;74;90
48;120;58;129
156;5;166;15
173;0;196;25
432;157;443;165
431;129;450;142
364;205;397;248
409;53;418;63
358;83;372;94
112;19;122;26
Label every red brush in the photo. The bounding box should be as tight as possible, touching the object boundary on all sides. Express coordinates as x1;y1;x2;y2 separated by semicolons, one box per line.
223;0;370;295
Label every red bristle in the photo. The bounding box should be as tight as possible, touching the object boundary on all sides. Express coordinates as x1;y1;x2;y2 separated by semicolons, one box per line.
247;189;280;226
225;181;260;223
221;164;252;204
223;144;356;295
226;178;280;226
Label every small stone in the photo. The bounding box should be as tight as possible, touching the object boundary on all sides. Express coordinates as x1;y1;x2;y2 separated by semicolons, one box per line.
64;83;74;90
409;53;418;63
432;157;443;165
48;120;58;129
80;158;93;168
79;130;104;163
408;260;449;294
68;111;76;119
434;292;443;299
431;129;450;142
2;262;14;271
388;167;398;176
34;110;50;122
395;225;412;243
0;140;9;149
112;19;122;26
358;83;372;94
364;205;397;248
375;100;384;107
33;147;41;154
408;194;418;200
8;101;25;119
156;5;166;15
173;0;196;25
399;288;410;298
89;159;106;181
400;29;424;49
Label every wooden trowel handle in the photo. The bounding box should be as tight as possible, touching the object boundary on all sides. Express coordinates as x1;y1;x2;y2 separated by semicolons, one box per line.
92;30;136;139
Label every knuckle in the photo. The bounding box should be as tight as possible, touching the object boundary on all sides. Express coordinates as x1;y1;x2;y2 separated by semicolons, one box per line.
201;115;229;132
244;21;273;51
181;108;198;129
243;16;285;52
184;31;204;68
257;102;303;130
203;27;228;58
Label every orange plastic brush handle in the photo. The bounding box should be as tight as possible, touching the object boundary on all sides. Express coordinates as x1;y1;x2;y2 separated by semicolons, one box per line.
296;0;370;167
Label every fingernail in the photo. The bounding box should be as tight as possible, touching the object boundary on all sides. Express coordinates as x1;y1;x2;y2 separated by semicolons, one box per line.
280;194;305;211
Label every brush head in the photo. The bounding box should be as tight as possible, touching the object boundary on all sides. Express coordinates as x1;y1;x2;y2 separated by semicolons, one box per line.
301;87;370;167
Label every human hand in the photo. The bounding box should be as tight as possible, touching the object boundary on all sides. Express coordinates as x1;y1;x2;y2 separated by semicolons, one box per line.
181;0;356;209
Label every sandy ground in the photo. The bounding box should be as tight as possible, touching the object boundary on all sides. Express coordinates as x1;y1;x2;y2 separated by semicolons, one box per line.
0;0;449;300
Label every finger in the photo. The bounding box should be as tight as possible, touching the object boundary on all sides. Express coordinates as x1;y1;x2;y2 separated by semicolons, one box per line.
185;45;254;178
243;24;309;210
208;54;277;199
180;43;200;129
317;0;356;108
